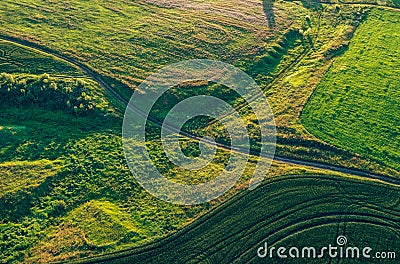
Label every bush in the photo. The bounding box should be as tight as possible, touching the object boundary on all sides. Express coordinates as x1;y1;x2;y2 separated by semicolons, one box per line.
0;73;96;114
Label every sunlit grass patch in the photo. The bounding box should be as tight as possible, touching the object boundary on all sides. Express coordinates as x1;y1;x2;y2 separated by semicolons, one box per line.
0;159;63;197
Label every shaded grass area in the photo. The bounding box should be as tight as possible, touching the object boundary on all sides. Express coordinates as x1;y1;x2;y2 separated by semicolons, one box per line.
302;9;400;171
0;39;199;262
79;175;400;264
0;83;209;261
0;99;203;262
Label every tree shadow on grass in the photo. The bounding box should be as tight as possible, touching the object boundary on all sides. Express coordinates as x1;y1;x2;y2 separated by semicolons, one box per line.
262;0;276;28
301;0;322;9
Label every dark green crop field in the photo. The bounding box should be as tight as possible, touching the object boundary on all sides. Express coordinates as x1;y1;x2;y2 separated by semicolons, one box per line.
79;175;400;264
302;9;400;171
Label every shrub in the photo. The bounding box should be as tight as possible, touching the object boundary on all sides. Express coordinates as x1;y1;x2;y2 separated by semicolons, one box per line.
0;73;96;114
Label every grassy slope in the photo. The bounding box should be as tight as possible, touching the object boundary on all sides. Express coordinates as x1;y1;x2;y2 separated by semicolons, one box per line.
0;42;205;262
302;9;400;171
80;175;400;264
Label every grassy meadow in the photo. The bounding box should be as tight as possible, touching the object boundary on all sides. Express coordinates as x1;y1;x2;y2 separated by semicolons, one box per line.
0;0;310;84
192;4;400;176
302;9;400;171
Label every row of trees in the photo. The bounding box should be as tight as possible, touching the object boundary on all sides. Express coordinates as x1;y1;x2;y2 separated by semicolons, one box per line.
0;73;96;114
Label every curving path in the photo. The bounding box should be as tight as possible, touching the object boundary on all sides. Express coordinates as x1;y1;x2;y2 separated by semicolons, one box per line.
0;33;398;186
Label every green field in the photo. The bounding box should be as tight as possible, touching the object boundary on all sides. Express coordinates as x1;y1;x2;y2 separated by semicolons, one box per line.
79;175;400;263
0;159;62;197
302;9;400;171
0;1;399;263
